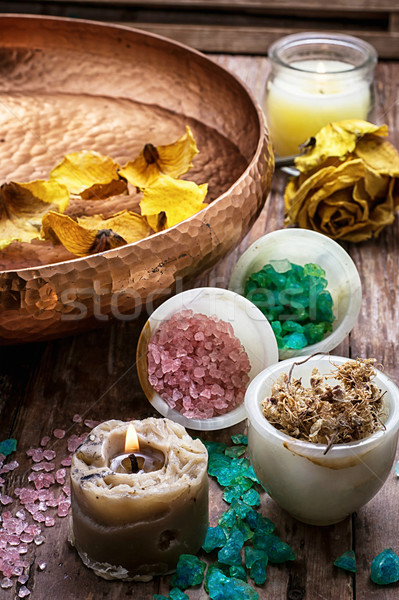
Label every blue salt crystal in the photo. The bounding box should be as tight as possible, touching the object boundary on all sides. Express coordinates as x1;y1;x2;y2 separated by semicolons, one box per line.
219;508;238;530
230;498;251;520
370;548;399;585
153;595;169;600
245;465;260;484
244;547;268;569
223;485;245;504
250;560;267;585
253;533;295;563
203;440;227;455
207;570;259;600
202;526;227;553
225;445;247;458
0;438;17;457
218;529;245;566
235;520;254;542
334;550;357;573
241;489;260;507
246;511;275;535
231;434;248;446
170;554;207;589
208;453;231;477
395;461;399;477
169;590;189;600
282;332;308;350
229;565;247;581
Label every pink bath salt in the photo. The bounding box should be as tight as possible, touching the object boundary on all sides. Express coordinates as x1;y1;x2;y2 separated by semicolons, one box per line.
43;450;56;461
53;429;66;439
72;414;82;423
57;500;70;518
0;495;13;506
31;449;44;463
60;456;72;467
84;419;99;429
55;469;66;485
40;436;51;447
44;516;55;528
147;310;251;419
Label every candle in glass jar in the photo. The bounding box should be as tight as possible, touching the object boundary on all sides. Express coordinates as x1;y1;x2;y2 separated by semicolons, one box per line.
68;418;209;581
263;33;377;157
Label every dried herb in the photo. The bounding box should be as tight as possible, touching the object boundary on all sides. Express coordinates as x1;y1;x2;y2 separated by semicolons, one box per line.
261;358;386;451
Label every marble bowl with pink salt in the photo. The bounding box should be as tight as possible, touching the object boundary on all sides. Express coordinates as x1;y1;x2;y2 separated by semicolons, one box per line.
136;287;279;431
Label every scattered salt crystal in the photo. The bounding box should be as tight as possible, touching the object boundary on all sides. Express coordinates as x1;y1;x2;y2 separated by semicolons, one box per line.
0;495;13;506
60;456;72;467
18;585;31;597
31;449;44;463
45;516;55;527
12;566;23;577
32;513;45;523
72;414;82;423
53;429;65;439
43;450;56;461
0;477;5;484
67;435;84;453
84;419;99;429
55;469;66;485
8;534;20;546
38;562;47;571
18;574;29;585
16;510;26;521
34;535;45;545
25;449;36;457
40;436;51;447
20;533;34;544
0;577;13;589
62;485;71;497
57;500;70;518
18;544;28;554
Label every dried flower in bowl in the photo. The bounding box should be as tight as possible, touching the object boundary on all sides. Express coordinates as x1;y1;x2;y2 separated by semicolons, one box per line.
261;357;385;452
245;354;399;524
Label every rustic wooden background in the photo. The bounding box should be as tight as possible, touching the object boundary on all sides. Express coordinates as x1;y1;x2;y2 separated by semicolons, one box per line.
1;1;399;58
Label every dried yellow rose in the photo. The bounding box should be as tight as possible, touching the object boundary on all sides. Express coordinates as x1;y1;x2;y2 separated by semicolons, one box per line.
285;120;399;242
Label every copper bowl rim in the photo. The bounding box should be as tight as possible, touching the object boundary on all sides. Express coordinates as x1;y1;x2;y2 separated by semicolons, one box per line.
1;14;267;275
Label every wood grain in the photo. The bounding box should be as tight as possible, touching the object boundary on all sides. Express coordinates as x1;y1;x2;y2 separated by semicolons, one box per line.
1;55;399;600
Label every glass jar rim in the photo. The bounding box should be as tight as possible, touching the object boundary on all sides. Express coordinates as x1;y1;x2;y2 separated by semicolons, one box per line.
268;32;377;74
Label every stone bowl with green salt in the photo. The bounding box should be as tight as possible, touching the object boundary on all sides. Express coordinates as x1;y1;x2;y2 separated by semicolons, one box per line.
228;228;362;360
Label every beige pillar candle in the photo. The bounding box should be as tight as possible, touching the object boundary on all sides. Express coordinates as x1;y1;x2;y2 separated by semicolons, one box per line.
68;417;209;581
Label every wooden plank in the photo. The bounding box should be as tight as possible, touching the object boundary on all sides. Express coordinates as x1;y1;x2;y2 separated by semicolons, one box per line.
118;22;399;58
24;0;399;12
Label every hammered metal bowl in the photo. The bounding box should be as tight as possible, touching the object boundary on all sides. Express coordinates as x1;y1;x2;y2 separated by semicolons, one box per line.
0;15;274;344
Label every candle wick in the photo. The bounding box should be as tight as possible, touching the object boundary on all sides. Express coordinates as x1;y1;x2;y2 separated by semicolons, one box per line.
128;453;139;473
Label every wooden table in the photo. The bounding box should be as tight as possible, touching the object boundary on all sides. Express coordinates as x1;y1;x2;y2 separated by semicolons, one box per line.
1;53;399;600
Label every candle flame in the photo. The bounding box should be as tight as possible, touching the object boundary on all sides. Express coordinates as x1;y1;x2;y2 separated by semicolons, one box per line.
125;424;140;453
316;61;326;74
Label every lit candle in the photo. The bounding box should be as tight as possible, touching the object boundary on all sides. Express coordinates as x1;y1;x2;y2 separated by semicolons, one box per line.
263;33;377;156
68;418;209;581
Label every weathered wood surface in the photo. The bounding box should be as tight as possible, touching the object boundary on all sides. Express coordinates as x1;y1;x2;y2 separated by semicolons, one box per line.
5;0;399;58
1;56;399;600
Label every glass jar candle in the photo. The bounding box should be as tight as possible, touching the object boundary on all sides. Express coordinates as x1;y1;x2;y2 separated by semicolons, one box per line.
263;32;378;157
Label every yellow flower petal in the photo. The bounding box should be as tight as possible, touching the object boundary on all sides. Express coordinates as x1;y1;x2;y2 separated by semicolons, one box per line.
0;180;69;249
42;209;151;257
49;150;127;198
140;174;208;232
119;126;199;188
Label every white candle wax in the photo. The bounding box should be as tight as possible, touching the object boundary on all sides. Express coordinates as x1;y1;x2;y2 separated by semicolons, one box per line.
264;59;371;156
68;418;209;581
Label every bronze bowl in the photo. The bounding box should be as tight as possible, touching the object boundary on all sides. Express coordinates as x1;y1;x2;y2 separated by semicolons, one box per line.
0;15;274;344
